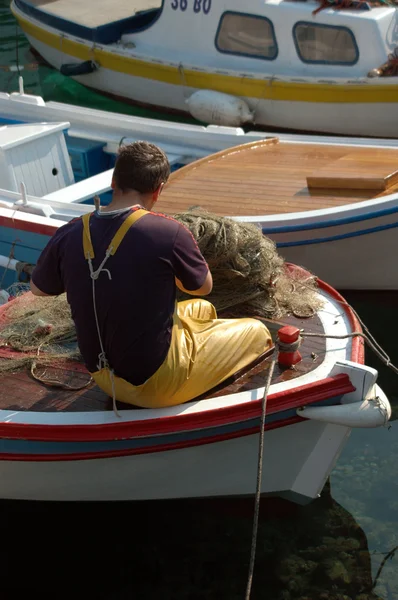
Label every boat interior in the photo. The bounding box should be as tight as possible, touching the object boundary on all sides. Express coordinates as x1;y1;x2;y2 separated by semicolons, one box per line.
2;118;398;220
162;138;398;217
0;311;327;412
14;0;163;44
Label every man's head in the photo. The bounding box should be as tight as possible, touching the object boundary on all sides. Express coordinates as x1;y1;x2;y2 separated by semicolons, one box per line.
111;141;170;209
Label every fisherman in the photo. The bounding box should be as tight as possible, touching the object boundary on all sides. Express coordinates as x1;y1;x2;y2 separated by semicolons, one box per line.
31;141;272;408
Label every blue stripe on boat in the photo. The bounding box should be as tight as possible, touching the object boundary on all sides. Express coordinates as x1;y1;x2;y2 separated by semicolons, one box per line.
262;204;398;234
0;396;343;456
274;220;398;248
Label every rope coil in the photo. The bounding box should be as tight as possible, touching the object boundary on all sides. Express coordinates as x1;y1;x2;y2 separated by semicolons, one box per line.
276;337;302;354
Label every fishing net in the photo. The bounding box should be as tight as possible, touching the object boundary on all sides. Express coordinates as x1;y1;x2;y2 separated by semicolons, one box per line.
0;211;323;377
0;290;79;377
173;211;323;318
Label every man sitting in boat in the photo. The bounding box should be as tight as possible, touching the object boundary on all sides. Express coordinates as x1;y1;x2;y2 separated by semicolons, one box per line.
30;141;272;408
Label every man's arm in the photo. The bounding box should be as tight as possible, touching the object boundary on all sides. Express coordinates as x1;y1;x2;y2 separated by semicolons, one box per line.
175;270;213;296
172;224;212;296
29;229;66;298
30;279;52;297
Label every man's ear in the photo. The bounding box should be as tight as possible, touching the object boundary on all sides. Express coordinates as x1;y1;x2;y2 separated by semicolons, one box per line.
152;182;164;203
111;176;116;190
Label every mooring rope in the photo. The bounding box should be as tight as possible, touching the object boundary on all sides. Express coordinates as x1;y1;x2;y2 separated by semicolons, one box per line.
244;345;278;600
300;331;398;376
244;310;398;599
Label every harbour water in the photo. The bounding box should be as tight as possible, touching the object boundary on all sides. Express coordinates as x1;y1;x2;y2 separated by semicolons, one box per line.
1;2;398;599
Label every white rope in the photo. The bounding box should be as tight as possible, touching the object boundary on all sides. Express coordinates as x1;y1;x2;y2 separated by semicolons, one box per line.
244;346;278;600
87;250;120;417
244;315;398;599
178;63;189;100
301;330;398;376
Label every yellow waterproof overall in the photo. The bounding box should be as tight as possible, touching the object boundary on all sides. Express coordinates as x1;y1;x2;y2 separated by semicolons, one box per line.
82;209;272;408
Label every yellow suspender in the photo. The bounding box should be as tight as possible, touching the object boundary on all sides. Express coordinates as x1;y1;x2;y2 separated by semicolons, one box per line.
82;208;148;260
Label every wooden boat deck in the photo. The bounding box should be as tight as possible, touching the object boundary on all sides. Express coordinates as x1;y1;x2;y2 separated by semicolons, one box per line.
0;313;326;412
25;0;161;28
161;139;398;217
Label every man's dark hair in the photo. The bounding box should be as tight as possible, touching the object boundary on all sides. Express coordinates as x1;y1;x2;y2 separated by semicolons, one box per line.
113;141;170;194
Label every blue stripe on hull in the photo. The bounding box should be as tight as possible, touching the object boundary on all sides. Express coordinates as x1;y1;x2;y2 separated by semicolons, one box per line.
263;204;398;234
0;396;343;457
273;220;398;248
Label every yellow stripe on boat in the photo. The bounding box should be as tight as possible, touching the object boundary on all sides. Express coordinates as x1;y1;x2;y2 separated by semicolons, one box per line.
12;6;398;104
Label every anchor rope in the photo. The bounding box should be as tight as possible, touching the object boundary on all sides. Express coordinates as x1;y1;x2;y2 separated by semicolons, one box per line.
244;314;398;599
284;276;398;376
244;345;278;600
178;63;189;100
300;331;398;376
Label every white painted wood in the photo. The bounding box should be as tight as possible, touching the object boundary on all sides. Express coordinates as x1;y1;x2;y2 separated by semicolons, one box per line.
0;420;353;502
26;0;161;28
10;0;398;136
43;168;113;202
0;123;73;196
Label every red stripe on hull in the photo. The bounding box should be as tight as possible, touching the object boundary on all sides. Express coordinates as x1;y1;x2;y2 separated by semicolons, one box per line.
0;415;304;462
0;374;354;442
0;213;58;237
315;278;364;364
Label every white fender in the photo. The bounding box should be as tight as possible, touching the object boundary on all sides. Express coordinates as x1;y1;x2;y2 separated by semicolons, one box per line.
0;290;10;305
0;255;18;271
297;385;391;428
186;90;254;127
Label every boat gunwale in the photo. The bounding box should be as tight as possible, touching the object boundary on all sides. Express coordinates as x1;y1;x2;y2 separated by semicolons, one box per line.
0;277;363;442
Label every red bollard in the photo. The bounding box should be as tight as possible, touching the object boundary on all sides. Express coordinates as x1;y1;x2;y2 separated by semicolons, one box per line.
277;326;302;367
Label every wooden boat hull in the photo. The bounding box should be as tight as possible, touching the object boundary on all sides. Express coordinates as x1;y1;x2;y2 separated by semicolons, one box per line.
11;1;398;139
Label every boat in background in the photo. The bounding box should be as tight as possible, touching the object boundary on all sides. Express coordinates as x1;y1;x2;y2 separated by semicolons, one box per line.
10;0;398;137
162;138;398;291
2;89;398;289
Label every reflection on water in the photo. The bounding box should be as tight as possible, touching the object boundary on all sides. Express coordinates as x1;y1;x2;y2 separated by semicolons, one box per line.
332;425;398;600
1;1;398;597
1;481;392;600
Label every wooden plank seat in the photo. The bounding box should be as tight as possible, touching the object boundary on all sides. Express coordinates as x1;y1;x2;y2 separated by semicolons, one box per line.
307;151;398;191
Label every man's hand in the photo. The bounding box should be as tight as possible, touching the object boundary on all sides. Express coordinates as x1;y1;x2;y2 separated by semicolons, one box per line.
176;270;213;296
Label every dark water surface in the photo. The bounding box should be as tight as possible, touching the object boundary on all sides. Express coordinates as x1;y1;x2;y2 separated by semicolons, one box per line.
1;3;398;599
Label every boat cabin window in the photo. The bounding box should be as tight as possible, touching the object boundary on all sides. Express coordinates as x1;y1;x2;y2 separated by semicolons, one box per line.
293;22;358;65
215;12;278;60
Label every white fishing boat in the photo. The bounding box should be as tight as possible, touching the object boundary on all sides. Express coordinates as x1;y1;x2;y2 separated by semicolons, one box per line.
0;257;391;502
1;89;398;289
10;0;398;137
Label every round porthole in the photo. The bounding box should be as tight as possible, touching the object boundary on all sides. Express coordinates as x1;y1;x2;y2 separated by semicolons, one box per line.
52;167;58;176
